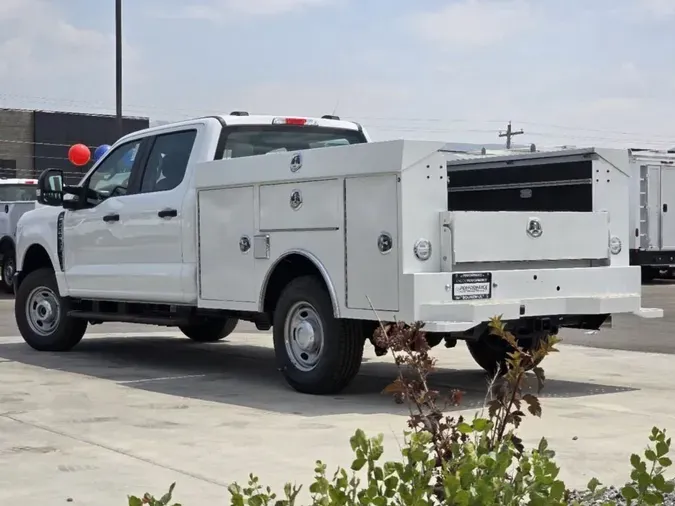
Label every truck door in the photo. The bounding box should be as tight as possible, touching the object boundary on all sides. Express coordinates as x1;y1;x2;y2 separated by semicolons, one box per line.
63;138;146;298
115;128;198;302
660;166;675;249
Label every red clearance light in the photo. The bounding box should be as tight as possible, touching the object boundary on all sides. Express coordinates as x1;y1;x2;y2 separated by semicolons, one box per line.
284;117;306;125
272;117;318;126
25;180;37;184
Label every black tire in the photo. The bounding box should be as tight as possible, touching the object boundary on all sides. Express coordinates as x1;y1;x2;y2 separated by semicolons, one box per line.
1;249;15;294
179;318;238;342
642;266;657;283
273;275;365;395
15;268;87;351
466;329;548;376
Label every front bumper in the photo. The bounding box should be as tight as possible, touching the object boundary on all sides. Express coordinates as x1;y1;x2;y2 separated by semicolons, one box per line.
403;266;662;332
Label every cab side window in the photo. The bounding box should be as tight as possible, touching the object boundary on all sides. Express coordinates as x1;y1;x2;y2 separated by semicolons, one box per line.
87;140;142;198
140;130;197;193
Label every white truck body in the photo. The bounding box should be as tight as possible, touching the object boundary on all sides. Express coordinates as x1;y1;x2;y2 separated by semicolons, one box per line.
628;150;675;273
0;178;38;292
12;114;660;394
446;146;675;280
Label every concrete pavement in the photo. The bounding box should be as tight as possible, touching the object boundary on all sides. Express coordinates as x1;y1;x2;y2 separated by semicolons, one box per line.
0;330;673;504
0;283;673;504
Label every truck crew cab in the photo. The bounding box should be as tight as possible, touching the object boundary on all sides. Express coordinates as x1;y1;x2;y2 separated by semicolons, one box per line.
13;112;660;395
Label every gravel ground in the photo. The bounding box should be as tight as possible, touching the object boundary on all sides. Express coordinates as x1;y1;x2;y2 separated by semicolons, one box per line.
567;486;675;505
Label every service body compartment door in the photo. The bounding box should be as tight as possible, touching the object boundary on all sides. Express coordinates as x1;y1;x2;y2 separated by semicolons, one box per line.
443;211;610;264
198;186;256;302
660;167;675;249
345;174;399;311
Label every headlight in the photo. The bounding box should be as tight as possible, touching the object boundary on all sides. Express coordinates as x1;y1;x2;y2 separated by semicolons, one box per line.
609;236;622;255
413;239;432;261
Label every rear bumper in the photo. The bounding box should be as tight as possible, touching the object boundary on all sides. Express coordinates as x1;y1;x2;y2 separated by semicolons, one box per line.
630;249;675;267
403;266;662;332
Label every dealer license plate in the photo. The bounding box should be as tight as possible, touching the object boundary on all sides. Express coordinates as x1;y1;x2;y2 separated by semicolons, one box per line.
452;272;492;300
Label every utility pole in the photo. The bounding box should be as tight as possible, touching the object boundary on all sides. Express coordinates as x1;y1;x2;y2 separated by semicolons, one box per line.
498;121;524;149
115;0;123;138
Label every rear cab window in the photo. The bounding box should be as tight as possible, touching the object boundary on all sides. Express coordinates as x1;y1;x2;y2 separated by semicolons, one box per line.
0;184;37;201
220;125;367;159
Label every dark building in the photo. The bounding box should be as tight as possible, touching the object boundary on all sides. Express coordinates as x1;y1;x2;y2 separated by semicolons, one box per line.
0;108;149;183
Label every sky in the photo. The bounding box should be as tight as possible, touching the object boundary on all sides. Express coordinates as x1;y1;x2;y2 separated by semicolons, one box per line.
0;0;674;149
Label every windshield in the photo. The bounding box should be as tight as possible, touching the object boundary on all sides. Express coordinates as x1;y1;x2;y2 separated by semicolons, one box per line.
221;126;367;158
0;184;37;201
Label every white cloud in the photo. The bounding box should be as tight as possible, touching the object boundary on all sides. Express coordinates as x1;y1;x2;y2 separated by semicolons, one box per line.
409;0;536;48
159;0;332;21
0;0;143;114
637;0;675;16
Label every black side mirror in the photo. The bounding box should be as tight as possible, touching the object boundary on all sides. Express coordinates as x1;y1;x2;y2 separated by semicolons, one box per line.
37;169;64;206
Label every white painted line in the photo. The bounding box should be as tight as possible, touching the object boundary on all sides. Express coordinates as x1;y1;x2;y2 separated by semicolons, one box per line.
118;374;209;385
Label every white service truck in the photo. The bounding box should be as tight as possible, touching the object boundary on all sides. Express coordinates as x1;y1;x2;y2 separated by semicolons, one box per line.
13;113;660;395
445;147;675;282
0;178;39;293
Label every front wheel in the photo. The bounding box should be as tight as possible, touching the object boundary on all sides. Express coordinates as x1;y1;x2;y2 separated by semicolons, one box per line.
15;268;87;351
179;318;238;342
466;328;549;376
1;249;15;294
273;276;366;395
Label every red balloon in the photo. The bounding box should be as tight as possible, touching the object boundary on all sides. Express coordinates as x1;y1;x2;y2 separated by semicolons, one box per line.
68;143;91;166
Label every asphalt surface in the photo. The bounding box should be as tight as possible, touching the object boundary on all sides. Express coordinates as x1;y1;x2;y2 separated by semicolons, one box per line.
0;279;673;353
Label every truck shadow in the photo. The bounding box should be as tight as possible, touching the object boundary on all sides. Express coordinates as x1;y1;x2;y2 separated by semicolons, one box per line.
0;336;636;417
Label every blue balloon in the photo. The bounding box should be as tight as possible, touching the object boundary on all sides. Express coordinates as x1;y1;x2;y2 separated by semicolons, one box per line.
93;144;111;162
121;145;137;168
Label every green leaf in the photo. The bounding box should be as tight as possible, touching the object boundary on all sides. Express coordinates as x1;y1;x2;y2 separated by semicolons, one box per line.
128;497;143;506
643;491;663;505
630;453;642;469
645;449;657;462
550;480;565;500
621;485;639;501
659;457;673;467
473;418;490;432
587;477;601;492
457;422;473;434
351;458;367;471
657;440;669;457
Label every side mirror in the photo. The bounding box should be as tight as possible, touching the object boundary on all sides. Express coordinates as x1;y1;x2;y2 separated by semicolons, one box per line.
36;169;64;206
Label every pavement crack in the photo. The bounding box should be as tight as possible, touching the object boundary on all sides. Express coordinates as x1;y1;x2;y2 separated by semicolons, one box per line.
0;413;230;489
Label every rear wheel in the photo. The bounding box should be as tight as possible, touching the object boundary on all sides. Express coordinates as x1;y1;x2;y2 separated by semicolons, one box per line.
179;318;238;342
466;328;550;376
15;268;87;351
641;266;658;283
1;249;15;294
273;276;366;395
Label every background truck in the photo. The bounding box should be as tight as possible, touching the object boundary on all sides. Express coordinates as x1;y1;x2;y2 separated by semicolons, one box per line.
445;146;675;282
13;113;659;395
0;178;38;293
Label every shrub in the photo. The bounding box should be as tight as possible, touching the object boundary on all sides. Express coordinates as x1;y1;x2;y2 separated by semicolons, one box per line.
130;316;674;505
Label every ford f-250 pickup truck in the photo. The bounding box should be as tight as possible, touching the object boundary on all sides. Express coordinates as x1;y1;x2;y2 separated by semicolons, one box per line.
12;112;661;395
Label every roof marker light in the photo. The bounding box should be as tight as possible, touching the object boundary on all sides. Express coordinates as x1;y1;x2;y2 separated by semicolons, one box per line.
272;117;317;126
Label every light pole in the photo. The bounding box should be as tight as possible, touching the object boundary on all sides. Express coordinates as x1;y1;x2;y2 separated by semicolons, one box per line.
115;0;123;138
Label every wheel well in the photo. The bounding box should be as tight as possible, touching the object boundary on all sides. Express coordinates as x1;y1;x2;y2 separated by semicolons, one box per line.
0;237;14;256
262;253;336;315
16;244;53;288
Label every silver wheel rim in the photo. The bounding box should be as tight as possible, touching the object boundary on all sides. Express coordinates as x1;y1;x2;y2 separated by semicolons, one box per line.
284;301;324;372
26;286;61;336
3;258;14;284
